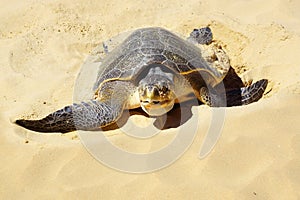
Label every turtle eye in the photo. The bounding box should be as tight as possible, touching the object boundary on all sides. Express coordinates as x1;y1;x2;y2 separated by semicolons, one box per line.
161;85;168;93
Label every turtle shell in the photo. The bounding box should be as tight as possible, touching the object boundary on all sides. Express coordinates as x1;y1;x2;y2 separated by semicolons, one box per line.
93;27;226;91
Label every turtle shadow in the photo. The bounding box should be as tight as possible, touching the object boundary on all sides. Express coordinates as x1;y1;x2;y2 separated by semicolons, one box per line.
102;99;201;131
101;66;244;131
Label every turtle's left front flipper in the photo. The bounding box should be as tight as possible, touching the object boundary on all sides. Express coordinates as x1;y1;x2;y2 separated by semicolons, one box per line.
226;79;268;106
15;100;124;133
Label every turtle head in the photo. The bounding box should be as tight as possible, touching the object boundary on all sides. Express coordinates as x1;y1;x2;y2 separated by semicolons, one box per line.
138;66;176;116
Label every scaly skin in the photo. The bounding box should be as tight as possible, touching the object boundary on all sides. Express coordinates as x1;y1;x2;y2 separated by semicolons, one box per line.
16;81;133;133
16;100;124;133
224;79;268;107
240;79;268;105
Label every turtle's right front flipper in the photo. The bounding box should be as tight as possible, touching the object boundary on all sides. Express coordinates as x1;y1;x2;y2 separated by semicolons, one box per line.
16;100;124;133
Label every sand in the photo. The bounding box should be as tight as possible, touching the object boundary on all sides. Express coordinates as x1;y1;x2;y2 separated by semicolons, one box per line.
1;0;300;199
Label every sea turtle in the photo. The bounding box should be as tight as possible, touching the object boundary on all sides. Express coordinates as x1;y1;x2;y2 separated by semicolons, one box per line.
16;27;268;133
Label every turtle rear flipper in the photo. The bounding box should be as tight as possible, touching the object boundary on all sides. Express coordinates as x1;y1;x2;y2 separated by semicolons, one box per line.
226;79;268;106
16;100;123;133
187;27;213;45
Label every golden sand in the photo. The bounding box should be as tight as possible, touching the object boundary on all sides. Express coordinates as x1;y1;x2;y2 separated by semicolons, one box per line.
1;0;300;199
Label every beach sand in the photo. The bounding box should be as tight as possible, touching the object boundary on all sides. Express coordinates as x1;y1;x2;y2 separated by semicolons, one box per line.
1;0;300;199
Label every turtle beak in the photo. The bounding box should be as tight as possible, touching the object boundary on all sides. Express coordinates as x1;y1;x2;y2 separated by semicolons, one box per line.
139;85;175;116
143;86;160;103
140;99;175;116
140;85;162;105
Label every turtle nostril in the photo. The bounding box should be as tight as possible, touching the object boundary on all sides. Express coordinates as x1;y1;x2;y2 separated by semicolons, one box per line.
153;88;160;97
